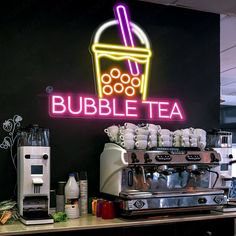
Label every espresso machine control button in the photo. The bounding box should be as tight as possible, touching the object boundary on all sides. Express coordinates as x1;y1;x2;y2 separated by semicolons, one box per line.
198;197;207;204
144;153;152;163
25;155;30;159
155;155;172;161
228;154;233;159
186;155;201;161
131;152;139;163
43;154;49;160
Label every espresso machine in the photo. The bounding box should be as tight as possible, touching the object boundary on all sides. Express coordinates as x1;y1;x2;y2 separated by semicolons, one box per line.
17;124;53;225
100;143;227;216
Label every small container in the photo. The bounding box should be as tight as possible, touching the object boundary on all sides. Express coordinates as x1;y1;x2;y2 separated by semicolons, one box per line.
56;181;66;212
96;199;103;217
102;200;115;219
92;198;97;215
88;197;95;214
79;171;88;215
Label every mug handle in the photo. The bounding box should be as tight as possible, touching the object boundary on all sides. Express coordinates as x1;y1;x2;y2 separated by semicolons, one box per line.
104;129;109;134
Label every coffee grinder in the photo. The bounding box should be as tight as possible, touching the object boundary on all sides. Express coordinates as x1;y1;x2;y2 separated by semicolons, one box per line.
207;130;234;190
17;124;54;225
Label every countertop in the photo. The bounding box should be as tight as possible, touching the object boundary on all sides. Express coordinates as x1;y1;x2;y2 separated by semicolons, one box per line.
1;212;236;235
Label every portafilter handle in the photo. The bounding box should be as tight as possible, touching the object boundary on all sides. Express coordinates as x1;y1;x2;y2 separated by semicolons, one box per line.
139;166;146;184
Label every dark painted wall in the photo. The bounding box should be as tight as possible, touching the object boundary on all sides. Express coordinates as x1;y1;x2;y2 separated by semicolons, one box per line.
0;0;220;201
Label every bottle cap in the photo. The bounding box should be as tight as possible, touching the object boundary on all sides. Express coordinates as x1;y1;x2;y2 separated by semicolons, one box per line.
69;173;75;177
73;172;79;181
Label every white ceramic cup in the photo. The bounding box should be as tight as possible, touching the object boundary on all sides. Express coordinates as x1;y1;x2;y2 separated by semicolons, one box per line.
124;122;137;130
194;128;206;136
162;140;172;147
190;142;198;147
120;128;134;135
135;140;148;149
161;134;172;141
148;140;157;148
123;133;134;140
190;137;197;143
104;125;119;136
183;141;190;147
134;134;148;141
160;129;171;135
149;134;157;141
173;130;182;136
147;123;160;131
135;128;149;135
121;140;135;149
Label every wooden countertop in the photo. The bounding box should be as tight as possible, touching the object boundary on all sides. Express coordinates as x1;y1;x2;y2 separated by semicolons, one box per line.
1;212;236;235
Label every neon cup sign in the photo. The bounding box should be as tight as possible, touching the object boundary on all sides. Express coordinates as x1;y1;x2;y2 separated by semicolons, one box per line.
49;3;185;121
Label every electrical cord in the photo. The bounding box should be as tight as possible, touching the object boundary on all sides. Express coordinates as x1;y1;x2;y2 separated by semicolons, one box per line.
207;168;219;188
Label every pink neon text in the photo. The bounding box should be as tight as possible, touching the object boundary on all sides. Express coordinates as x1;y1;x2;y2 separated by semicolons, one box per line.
49;95;184;120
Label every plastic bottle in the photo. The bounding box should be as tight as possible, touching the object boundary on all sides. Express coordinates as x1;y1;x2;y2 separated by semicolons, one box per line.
79;171;88;215
64;173;80;219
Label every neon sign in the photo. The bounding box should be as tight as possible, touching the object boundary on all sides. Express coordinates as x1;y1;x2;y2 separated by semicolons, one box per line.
49;95;184;120
48;3;185;121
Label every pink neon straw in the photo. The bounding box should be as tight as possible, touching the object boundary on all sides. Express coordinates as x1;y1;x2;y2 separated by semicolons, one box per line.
114;4;140;76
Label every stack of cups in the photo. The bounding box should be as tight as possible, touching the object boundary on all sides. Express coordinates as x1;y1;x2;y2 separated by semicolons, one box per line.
134;126;149;149
104;125;119;143
158;129;172;147
173;128;193;147
193;128;207;150
118;123;136;149
147;124;160;148
173;130;182;147
182;128;192;147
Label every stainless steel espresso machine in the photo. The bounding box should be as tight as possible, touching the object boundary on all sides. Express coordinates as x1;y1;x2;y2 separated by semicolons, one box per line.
100;143;227;216
17;124;53;225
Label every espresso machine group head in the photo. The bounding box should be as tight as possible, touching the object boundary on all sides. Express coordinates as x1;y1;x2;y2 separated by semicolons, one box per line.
17;124;53;225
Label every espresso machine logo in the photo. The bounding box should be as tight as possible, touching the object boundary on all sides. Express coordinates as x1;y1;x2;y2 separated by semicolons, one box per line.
133;200;146;209
49;3;185;121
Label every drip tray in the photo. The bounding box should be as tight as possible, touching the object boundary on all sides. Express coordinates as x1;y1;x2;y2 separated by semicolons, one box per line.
120;188;225;199
118;188;227;216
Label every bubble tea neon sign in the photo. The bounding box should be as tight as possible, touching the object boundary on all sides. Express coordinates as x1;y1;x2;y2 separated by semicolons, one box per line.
49;3;185;121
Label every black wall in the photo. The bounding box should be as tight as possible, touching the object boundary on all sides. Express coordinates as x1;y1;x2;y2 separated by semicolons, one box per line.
0;0;220;201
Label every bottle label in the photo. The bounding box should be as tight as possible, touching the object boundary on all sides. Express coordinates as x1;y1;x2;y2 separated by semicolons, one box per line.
65;198;80;219
65;198;79;206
